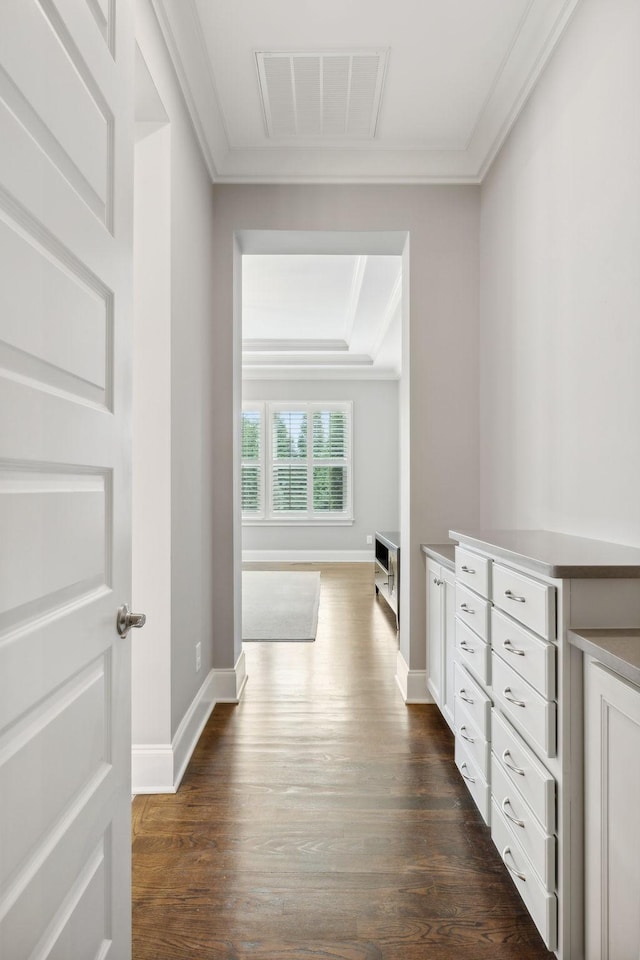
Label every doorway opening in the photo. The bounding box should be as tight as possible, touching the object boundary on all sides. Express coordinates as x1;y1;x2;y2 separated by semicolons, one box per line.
233;231;409;661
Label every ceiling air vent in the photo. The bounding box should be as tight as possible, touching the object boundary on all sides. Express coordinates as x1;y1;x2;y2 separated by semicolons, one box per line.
255;50;388;139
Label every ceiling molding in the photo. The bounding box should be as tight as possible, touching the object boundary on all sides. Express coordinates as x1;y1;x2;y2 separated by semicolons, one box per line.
370;273;402;362
150;0;583;184
343;256;367;342
149;0;227;181
244;353;373;367
242;366;399;381
243;338;349;353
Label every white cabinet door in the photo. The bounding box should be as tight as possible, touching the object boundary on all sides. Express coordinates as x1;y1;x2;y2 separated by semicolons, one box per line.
426;559;443;707
0;3;134;958
585;660;640;960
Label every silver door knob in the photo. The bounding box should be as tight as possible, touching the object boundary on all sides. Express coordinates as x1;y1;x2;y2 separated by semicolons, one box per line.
116;603;146;638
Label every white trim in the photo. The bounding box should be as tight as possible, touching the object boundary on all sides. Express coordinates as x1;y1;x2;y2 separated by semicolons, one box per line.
131;744;175;795
243;549;373;563
395;649;433;704
171;668;218;788
131;657;248;795
211;650;248;702
242;366;400;381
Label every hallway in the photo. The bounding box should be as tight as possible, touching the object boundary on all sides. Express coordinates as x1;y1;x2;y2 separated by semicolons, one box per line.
131;564;553;959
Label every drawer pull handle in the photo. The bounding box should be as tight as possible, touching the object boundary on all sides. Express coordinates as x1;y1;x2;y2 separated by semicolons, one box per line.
504;686;526;708
502;749;525;776
503;846;526;882
459;688;474;705
459;725;475;744
502;798;525;828
460;762;476;784
505;589;526;603
503;639;525;657
459;640;475;654
461;565;475;574
433;577;443;585
460;602;474;614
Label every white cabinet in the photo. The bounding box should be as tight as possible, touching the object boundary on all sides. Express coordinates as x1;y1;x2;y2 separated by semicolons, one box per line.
446;528;640;960
585;659;640;960
425;557;455;730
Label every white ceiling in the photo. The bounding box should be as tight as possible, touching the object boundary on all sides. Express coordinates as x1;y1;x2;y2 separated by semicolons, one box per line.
151;0;581;183
150;0;581;377
242;255;402;379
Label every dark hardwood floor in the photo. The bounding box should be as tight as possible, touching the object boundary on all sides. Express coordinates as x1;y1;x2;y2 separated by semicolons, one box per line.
132;563;554;959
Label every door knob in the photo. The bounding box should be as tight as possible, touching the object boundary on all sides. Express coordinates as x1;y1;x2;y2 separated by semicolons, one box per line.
116;603;146;638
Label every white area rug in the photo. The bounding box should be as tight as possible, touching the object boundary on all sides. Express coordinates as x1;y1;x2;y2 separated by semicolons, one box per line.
242;571;321;641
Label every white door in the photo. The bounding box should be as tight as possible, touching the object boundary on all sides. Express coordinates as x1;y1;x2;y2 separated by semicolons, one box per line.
0;2;134;958
585;660;640;960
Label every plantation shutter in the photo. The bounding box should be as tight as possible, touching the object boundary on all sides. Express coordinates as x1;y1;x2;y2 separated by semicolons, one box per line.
241;408;263;516
271;409;308;513
312;409;349;514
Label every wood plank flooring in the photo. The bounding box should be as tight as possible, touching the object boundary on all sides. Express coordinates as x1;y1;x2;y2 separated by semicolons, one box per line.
132;563;554;959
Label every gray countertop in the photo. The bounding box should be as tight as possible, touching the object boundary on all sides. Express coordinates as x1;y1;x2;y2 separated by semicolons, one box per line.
420;543;456;570
448;528;640;579
376;531;400;551
568;629;640;687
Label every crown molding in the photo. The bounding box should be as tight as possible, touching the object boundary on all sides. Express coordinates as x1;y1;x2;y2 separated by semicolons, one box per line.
242;365;399;381
243;338;349;353
149;0;582;184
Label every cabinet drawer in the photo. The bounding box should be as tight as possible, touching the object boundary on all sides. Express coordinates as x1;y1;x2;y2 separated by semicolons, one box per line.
455;698;490;779
492;564;556;640
455;547;490;599
454;661;491;739
455;583;490;641
491;799;557;951
455;617;491;686
455;738;490;824
492;754;556;891
491;607;556;699
492;709;555;832
492;653;556;757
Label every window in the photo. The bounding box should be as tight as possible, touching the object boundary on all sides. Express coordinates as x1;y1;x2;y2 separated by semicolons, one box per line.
241;402;352;523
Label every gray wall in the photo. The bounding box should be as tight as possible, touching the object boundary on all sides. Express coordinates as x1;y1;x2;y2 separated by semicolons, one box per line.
242;379;399;553
211;185;481;674
479;0;640;547
136;0;218;736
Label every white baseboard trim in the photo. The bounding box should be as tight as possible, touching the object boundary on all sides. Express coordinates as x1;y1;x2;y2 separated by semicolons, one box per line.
395;649;433;704
242;549;373;563
131;744;175;795
212;650;248;702
132;654;248;795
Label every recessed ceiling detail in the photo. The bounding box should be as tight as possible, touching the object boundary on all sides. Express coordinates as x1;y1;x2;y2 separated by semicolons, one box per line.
242;254;402;380
255;50;388;139
153;0;582;182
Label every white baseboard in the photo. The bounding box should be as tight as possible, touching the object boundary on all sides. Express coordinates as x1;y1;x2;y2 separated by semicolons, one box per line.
132;654;247;795
212;649;248;702
395;649;433;704
131;744;175;795
242;549;373;563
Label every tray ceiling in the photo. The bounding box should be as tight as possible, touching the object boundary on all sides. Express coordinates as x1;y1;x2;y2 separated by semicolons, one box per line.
150;0;581;183
242;255;402;379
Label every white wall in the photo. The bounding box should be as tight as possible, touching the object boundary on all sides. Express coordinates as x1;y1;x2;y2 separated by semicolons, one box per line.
479;0;640;547
135;0;219;744
242;379;399;555
212;186;481;679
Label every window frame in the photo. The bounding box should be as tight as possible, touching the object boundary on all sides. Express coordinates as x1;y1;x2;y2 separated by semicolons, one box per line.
241;400;353;526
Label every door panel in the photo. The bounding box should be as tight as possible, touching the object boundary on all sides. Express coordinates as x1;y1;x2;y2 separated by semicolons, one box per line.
0;1;134;958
